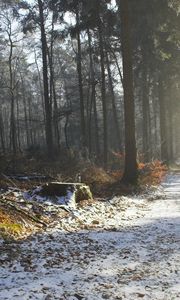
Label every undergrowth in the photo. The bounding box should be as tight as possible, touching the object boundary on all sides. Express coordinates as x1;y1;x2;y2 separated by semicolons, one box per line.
0;208;24;239
0;155;167;240
138;160;168;186
0;205;42;240
0;154;167;193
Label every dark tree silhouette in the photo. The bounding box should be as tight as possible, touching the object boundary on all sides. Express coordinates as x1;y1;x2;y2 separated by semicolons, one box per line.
118;0;138;184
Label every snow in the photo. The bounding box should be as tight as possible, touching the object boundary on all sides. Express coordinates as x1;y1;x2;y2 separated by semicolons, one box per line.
23;186;76;208
0;174;180;299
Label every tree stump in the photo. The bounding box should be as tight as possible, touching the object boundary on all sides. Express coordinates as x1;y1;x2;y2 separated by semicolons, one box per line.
24;182;93;207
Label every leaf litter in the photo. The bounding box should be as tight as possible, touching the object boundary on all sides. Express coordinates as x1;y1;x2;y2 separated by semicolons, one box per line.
0;173;180;299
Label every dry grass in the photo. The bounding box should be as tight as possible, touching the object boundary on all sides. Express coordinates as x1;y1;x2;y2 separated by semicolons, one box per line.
0;156;167;241
81;165;116;196
0;207;26;239
139;160;168;186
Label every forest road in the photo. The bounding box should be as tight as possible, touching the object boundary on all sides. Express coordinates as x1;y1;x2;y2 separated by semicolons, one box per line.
0;173;180;300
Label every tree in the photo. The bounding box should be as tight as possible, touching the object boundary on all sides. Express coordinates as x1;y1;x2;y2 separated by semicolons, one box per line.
0;11;19;157
75;5;87;152
37;0;53;157
118;0;138;184
0;0;180;173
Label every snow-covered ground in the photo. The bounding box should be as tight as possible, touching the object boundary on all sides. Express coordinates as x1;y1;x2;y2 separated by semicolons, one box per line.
0;174;180;300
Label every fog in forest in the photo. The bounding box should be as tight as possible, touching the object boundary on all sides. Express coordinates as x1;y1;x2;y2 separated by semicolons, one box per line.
0;0;180;183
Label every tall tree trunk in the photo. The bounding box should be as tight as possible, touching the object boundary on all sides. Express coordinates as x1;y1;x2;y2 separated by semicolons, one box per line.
27;92;34;146
64;114;70;149
109;46;124;86
98;19;108;167
47;27;60;148
152;93;159;158
38;0;53;158
34;48;45;121
93;95;100;158
87;28;100;157
76;9;87;152
8;33;16;157
141;49;150;162
4;108;8;149
16;88;21;151
119;0;138;184
20;73;30;148
158;75;168;162
167;85;174;162
106;51;122;151
0;111;5;154
167;101;174;162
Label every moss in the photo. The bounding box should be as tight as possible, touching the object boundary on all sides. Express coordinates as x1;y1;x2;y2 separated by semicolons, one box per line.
0;222;23;238
75;185;93;202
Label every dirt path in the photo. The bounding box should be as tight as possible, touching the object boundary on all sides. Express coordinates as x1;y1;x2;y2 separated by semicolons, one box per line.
0;174;180;300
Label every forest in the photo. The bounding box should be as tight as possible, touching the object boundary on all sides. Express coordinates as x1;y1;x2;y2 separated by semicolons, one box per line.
0;0;179;185
0;1;180;299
